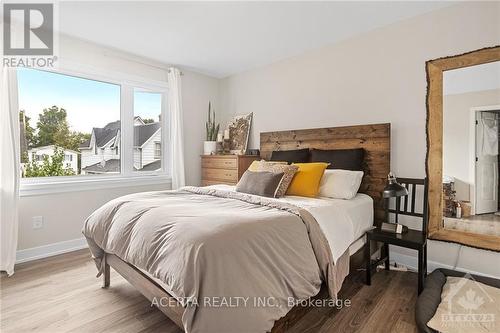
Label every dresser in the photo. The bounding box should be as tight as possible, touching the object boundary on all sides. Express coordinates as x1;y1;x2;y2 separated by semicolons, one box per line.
201;155;260;186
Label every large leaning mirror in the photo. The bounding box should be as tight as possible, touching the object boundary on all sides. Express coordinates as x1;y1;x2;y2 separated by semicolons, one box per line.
427;46;500;251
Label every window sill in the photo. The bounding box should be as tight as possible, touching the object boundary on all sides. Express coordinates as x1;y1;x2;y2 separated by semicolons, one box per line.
20;175;172;197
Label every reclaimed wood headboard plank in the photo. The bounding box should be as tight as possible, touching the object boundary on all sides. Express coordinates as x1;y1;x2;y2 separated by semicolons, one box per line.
260;123;391;225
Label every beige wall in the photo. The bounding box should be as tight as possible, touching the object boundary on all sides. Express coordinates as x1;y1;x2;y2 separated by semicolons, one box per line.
182;71;221;186
18;36;219;251
219;2;500;277
18;184;168;250
443;89;500;202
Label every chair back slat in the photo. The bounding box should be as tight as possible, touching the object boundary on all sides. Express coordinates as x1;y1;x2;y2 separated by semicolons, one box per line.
386;178;429;233
403;183;409;213
411;183;417;214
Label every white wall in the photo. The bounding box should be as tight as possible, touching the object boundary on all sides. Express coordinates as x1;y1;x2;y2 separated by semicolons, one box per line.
219;2;500;277
182;70;221;186
18;35;219;253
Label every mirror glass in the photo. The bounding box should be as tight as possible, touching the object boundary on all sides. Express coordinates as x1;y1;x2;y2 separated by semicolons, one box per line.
442;61;500;236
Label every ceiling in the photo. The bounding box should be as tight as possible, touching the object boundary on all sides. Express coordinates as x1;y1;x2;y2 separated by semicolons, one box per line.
59;1;453;78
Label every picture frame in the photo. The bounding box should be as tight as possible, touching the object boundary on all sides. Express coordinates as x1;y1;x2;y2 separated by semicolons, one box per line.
228;113;253;155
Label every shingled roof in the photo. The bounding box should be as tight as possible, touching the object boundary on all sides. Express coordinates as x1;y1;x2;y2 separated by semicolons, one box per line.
82;159;120;173
134;123;160;147
80;120;159;150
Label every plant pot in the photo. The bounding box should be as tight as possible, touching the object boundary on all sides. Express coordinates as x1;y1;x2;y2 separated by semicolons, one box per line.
203;141;217;155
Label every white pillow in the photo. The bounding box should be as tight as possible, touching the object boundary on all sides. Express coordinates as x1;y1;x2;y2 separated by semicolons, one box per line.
319;169;364;200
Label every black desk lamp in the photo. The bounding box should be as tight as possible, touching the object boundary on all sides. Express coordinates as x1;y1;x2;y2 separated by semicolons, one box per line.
382;172;409;233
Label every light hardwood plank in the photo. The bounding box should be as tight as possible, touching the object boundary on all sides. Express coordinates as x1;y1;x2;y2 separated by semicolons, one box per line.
1;250;419;333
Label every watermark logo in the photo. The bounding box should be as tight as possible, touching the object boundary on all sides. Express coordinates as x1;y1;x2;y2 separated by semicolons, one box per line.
439;274;496;331
2;2;58;68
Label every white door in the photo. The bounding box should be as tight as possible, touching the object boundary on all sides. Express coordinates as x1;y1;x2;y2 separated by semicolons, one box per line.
475;111;499;214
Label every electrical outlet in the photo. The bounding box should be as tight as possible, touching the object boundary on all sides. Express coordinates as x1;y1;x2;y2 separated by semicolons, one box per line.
32;216;43;229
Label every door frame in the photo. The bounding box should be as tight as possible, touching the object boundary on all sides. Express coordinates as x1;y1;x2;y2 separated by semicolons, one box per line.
469;104;500;215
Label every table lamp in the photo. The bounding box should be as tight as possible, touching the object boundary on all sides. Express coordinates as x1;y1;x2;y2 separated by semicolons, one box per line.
382;172;409;233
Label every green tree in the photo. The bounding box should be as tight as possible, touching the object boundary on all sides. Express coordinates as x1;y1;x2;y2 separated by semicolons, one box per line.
35;105;90;151
36;106;70;147
19;110;36;148
24;147;75;178
142;118;155;124
64;131;91;152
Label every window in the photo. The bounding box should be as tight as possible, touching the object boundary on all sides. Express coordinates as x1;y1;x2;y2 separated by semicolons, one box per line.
133;89;163;172
17;68;120;178
16;67;168;185
154;142;161;159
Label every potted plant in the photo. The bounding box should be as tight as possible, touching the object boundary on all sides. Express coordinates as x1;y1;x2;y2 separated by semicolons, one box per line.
204;102;219;155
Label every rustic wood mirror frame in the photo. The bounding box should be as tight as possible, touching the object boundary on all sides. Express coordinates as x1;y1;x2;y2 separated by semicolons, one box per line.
426;46;500;251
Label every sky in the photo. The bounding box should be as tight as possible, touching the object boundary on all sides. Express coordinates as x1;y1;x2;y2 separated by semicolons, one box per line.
17;68;162;134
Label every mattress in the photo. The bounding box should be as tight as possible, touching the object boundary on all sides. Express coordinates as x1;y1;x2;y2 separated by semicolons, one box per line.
209;185;374;263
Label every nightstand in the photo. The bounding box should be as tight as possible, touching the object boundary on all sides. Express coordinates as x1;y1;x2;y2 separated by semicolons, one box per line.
201;154;260;186
365;177;429;295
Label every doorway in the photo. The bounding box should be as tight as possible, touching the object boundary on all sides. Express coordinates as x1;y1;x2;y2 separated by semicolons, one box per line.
475;110;500;215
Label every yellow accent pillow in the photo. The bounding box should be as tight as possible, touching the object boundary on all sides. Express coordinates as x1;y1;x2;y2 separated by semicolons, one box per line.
286;163;329;197
247;160;260;172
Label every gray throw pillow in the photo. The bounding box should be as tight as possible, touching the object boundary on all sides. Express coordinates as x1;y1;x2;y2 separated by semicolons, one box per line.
235;170;284;198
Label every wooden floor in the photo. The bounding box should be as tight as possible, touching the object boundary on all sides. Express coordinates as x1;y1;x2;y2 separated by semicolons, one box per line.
0;249;419;333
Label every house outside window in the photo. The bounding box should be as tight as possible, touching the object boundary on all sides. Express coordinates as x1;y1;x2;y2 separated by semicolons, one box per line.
133;89;163;172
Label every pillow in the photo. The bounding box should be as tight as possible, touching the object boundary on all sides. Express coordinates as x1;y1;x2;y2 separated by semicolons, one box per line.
286;162;329;197
319;169;364;200
247;160;260;172
270;148;310;164
310;148;365;171
258;161;299;197
235;170;284;198
427;276;500;333
248;160;287;172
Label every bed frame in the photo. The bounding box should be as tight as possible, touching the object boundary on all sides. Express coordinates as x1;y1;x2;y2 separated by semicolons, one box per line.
102;123;391;332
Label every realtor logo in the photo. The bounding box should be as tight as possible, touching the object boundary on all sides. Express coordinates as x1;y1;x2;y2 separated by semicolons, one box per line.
3;3;53;55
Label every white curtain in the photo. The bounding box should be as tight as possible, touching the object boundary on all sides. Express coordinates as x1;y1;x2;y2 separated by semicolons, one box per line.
0;67;20;276
167;67;186;189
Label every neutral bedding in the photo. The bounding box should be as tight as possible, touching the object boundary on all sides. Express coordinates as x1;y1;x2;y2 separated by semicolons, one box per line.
83;185;372;333
210;184;374;262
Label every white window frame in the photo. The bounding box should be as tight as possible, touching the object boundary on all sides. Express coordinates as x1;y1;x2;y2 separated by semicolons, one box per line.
17;64;171;197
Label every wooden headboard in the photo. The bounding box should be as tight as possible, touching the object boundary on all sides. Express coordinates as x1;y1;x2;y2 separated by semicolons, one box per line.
260;123;390;225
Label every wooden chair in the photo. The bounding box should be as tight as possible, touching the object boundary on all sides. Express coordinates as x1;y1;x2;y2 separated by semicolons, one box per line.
365;177;429;294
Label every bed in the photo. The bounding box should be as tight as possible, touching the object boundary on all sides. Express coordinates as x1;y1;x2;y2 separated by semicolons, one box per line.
83;123;390;333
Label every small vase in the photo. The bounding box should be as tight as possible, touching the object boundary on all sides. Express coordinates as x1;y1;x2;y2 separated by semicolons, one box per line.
203;141;217;155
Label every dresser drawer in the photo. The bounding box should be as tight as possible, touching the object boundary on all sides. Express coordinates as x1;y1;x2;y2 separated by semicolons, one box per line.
201;157;237;170
202;179;236;186
202;168;238;182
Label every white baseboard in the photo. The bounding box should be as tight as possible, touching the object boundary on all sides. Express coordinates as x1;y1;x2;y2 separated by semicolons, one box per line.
390;251;499;279
16;238;88;264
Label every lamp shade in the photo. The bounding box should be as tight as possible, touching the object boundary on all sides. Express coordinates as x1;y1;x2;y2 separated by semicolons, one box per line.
382;173;409;198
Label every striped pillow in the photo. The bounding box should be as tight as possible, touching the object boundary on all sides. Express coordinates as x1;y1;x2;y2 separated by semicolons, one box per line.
257;161;298;197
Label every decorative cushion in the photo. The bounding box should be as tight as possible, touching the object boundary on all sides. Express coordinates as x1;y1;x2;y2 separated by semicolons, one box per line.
319;169;364;199
248;160;287;172
235;170;284;198
270;148;310;164
258;161;299;197
286;162;329;197
427;276;500;333
310;148;365;171
415;269;500;333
